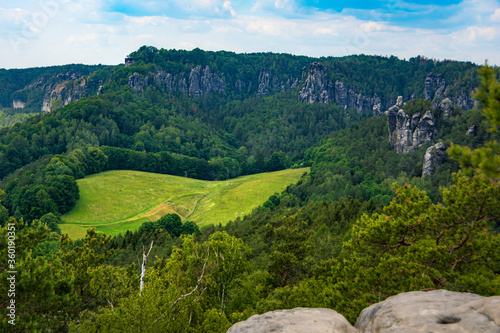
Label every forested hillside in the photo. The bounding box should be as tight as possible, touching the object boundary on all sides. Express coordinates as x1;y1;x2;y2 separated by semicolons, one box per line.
0;47;488;224
0;48;498;332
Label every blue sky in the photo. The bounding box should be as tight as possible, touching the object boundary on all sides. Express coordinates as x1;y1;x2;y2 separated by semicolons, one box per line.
0;0;499;68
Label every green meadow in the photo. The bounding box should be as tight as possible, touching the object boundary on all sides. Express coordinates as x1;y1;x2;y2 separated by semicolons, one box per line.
60;168;309;239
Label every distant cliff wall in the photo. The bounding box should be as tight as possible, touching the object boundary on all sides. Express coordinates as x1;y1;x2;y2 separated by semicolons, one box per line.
298;62;382;114
424;73;476;109
128;65;226;97
12;72;102;112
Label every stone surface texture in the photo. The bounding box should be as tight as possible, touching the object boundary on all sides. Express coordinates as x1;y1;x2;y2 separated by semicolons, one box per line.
356;290;500;333
298;62;382;114
227;291;500;333
422;142;448;176
387;97;436;153
227;307;358;333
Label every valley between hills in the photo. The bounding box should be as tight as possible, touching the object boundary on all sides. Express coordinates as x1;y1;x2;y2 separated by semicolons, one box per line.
60;168;308;239
0;47;498;332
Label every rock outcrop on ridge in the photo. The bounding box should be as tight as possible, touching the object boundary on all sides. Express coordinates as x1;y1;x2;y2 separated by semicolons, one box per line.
422;142;448;176
387;96;437;153
226;290;500;333
128;65;226;97
424;73;475;110
13;72;99;112
298;62;382;114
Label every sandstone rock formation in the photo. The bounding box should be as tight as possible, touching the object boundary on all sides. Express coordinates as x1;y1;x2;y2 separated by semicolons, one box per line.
257;68;273;96
129;66;226;97
226;290;500;333
387;97;436;153
128;65;301;98
372;103;382;117
12;99;26;108
152;71;188;94
298;62;382;114
412;110;436;148
256;68;299;96
298;62;333;104
40;75;95;112
124;56;135;67
466;124;477;136
128;72;149;93
226;307;358;333
424;73;446;103
439;97;452;118
189;65;225;96
424;73;475;110
356;290;500;333
12;72;96;112
422;142;447;176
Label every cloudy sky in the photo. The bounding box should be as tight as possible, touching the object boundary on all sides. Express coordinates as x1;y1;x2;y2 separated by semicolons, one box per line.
1;0;499;69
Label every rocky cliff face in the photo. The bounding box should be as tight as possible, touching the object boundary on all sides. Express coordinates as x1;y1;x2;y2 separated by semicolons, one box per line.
12;100;26;108
128;73;149;93
13;72;99;112
422;142;447;176
298;63;332;104
128;65;226;97
151;71;188;94
387;97;436;153
439;97;452;118
126;62;477;115
189;65;226;96
227;290;500;333
424;73;475;109
41;77;91;112
298;62;382;114
256;68;299;97
298;66;476;113
128;66;301;98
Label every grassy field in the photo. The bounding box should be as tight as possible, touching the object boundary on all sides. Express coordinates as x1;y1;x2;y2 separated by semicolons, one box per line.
60;168;309;239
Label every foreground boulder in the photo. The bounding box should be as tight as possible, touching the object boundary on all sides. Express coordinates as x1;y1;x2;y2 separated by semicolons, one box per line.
356;290;500;333
226;307;358;333
227;290;500;332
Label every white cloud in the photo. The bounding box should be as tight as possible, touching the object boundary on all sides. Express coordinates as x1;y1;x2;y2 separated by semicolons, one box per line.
1;0;500;69
166;0;236;17
360;21;383;33
251;0;300;16
244;17;292;37
442;0;499;26
0;7;40;35
459;26;498;42
313;27;337;36
491;8;500;22
66;32;99;47
126;16;170;26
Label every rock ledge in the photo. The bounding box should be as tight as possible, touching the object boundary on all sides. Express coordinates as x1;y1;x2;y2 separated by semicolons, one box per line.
227;290;500;333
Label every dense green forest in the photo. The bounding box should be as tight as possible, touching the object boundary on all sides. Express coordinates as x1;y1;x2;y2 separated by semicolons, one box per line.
0;48;498;332
0;47;488;225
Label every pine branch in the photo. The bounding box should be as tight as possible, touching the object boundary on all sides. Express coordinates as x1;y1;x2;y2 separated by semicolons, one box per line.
153;246;210;324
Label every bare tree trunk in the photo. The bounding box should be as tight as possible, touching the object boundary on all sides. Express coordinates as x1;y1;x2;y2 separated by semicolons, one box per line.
140;240;154;295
